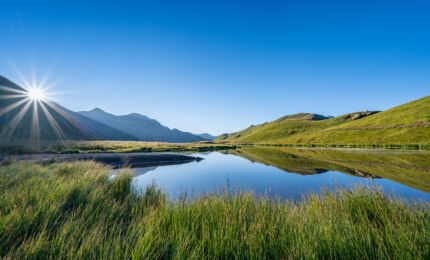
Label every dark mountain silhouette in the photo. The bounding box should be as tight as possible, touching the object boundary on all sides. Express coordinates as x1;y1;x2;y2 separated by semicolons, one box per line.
79;108;205;143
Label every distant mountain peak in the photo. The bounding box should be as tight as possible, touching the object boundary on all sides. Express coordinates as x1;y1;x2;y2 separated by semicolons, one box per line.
197;133;217;140
79;108;204;143
127;113;150;120
89;107;106;113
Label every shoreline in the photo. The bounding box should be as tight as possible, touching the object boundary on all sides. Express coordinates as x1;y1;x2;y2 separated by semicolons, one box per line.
0;152;202;168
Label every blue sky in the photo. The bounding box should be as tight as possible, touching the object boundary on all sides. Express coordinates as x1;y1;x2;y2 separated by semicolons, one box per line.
1;0;429;135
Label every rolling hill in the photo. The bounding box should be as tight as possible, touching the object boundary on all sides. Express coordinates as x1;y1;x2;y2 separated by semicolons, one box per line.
216;96;430;145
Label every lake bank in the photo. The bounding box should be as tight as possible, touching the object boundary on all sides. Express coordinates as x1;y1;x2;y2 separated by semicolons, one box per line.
0;140;237;155
1;161;429;259
0;152;202;168
2;139;430;157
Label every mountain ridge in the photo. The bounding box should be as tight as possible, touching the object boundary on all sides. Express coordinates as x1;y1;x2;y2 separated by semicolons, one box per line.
78;108;205;143
0;75;206;144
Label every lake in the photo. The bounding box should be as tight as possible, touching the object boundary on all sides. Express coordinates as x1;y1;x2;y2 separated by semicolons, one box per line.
120;147;430;201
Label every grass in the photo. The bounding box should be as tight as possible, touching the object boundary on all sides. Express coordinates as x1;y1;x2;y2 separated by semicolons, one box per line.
1;161;429;259
0;140;236;155
216;95;430;146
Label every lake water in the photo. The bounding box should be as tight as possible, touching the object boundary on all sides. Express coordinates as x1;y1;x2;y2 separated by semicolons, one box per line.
123;148;430;201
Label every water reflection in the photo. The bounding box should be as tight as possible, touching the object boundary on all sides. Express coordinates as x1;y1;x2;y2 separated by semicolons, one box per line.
129;147;430;201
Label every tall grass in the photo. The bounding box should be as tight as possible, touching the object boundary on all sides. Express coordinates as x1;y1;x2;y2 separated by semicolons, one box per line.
1;161;429;259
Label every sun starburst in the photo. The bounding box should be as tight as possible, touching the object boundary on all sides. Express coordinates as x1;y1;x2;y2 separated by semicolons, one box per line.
27;87;47;101
0;72;88;148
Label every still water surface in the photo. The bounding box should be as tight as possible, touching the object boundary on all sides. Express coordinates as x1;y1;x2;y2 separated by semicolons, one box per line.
125;149;430;201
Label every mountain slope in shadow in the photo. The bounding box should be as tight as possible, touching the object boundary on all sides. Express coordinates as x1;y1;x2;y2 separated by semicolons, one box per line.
1;75;207;144
0;76;135;145
0;76;94;144
79;108;204;143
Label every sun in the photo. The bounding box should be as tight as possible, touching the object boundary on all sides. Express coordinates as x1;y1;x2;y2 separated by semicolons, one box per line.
27;87;47;101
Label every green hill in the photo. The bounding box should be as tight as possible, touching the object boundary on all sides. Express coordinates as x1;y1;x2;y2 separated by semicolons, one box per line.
216;96;430;146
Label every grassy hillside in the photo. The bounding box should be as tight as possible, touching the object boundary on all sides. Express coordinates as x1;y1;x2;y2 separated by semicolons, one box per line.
216;96;430;145
1;161;429;259
217;113;369;143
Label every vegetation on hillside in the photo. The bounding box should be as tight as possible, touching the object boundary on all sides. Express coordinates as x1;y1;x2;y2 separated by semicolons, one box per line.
1;161;429;259
216;96;430;146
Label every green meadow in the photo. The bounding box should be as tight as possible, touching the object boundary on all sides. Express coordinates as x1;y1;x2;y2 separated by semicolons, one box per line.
216;95;430;147
1;161;429;259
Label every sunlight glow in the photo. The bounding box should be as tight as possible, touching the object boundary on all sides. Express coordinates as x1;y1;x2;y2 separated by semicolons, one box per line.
27;87;47;101
0;71;72;149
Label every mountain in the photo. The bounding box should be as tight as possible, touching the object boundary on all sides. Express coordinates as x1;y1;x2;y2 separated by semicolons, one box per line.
1;76;94;144
0;75;207;144
79;108;205;143
55;105;136;141
0;76;136;145
216;96;430;145
197;133;217;140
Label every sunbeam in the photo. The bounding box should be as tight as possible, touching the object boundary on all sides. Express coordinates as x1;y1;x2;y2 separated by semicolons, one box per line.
0;98;30;116
0;86;27;95
30;99;41;147
0;94;28;100
2;101;33;140
38;101;66;143
0;72;68;146
44;101;93;138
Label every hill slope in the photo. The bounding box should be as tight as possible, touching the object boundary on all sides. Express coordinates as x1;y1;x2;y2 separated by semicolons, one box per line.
79;108;205;143
216;113;357;143
217;96;430;145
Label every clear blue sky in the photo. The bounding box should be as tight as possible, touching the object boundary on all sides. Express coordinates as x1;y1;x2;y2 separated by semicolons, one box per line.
1;0;429;135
